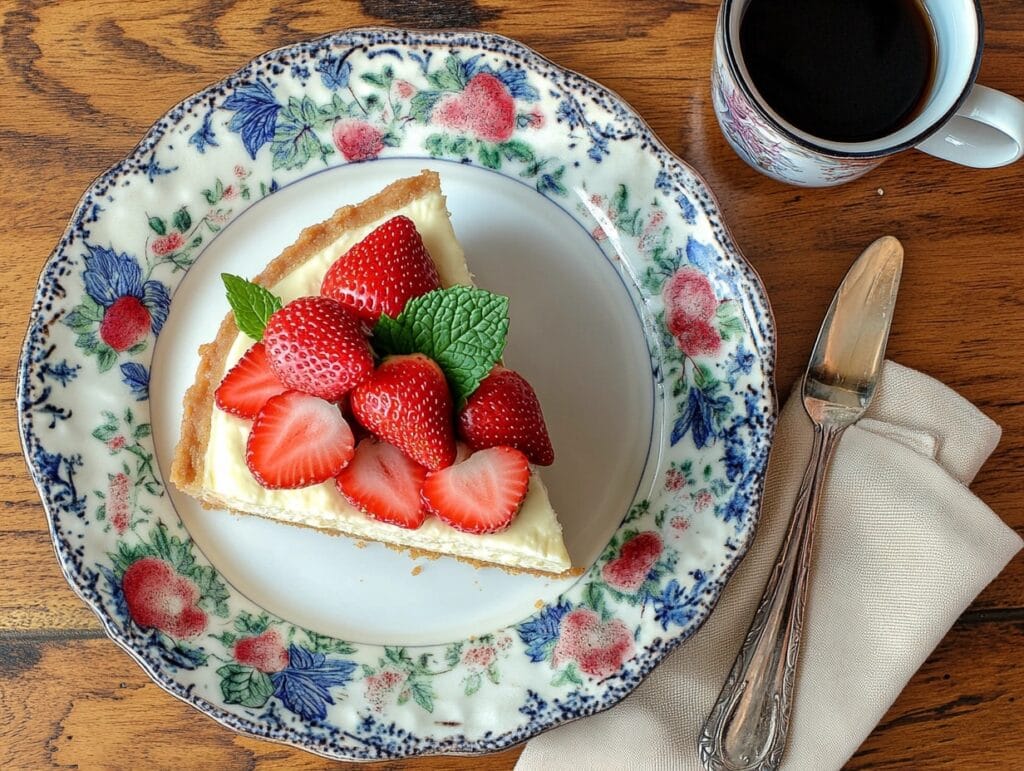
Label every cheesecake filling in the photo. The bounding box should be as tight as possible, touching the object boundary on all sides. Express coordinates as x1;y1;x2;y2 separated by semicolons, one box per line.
201;190;572;574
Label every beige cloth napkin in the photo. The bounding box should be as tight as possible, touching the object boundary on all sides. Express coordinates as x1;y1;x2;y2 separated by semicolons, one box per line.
517;361;1022;770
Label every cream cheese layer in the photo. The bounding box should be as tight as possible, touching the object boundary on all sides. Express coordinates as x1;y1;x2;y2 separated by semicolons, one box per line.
201;189;571;574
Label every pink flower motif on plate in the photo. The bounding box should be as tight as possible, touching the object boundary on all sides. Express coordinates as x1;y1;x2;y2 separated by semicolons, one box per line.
602;532;663;593
121;557;207;638
233;628;290;673
332;120;386;162
108;471;130;533
695;490;714;512
462;645;496;671
151;231;184;256
365;668;407;712
663;267;721;357
553;608;634;678
665;465;687;491
434;73;516;143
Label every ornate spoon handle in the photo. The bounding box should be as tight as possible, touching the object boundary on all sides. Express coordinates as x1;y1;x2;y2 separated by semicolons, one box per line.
699;422;842;771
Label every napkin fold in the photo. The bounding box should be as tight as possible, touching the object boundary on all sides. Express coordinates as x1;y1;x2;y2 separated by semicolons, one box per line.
517;361;1022;770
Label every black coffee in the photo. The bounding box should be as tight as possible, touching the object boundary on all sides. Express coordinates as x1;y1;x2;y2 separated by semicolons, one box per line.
739;0;935;142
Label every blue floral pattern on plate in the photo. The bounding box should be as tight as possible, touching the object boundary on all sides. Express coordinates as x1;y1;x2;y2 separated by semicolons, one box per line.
18;28;776;760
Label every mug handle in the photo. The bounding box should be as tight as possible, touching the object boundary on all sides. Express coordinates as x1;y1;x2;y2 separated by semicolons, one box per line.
916;84;1024;168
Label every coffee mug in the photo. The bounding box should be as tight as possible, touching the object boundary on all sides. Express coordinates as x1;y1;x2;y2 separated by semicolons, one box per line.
711;0;1024;187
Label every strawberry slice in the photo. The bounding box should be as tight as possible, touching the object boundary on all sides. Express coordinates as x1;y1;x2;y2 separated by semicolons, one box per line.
350;354;457;471
457;366;554;465
337;438;428;529
215;342;288;419
246;391;355;489
263;296;374;401
321;215;441;324
421;446;530;534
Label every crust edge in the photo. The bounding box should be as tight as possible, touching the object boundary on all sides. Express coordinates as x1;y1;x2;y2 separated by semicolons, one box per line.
169;171;445;496
194;492;583;579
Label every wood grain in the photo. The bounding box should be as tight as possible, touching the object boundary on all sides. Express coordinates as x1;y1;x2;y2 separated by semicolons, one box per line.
1;0;1022;768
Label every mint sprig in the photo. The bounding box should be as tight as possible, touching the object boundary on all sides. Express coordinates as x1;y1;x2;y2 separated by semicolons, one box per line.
222;273;282;340
373;286;509;405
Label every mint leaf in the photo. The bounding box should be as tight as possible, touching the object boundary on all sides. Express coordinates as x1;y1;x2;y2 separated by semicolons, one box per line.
373;286;509;404
222;273;282;340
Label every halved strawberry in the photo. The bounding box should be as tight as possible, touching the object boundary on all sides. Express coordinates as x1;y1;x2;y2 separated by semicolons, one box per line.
246;391;355;489
215;342;288;419
263;296;374;401
337;438;428;529
321;215;441;324
457;366;554;465
350;354;456;471
421;446;530;534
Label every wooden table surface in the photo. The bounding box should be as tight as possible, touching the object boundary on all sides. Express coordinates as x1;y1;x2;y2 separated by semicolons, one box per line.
2;0;1022;768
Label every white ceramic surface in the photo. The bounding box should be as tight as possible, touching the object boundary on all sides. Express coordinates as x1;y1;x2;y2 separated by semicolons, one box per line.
151;158;655;645
20;29;776;760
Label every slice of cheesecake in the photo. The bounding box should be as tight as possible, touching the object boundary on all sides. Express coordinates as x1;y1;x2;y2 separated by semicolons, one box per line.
171;171;576;577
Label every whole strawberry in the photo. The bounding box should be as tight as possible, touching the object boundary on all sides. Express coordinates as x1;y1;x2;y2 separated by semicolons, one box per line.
350;354;456;471
263;296;373;401
321;215;441;324
457;366;554;465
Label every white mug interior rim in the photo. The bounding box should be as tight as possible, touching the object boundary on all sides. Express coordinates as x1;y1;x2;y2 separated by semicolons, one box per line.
721;0;985;158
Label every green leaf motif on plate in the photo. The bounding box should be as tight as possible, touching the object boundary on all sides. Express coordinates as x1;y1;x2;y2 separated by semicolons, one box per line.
218;664;274;708
172;206;192;232
271;96;335;170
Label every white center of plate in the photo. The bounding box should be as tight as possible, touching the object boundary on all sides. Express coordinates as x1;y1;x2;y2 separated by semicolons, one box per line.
151;158;654;645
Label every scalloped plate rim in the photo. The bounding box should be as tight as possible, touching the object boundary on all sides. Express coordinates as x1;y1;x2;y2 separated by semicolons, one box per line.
18;26;779;761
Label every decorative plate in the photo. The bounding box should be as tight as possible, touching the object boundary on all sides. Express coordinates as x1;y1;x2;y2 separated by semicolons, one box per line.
18;29;776;760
